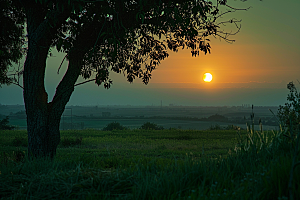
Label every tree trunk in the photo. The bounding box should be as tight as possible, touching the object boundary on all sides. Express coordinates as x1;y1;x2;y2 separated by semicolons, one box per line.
23;1;98;159
23;4;77;159
23;29;62;158
24;49;84;158
24;45;85;159
26;105;62;159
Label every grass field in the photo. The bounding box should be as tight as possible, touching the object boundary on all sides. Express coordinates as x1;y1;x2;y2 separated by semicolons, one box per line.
0;128;299;199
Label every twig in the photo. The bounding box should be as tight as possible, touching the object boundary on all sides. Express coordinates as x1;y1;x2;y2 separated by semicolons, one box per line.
57;55;67;74
74;78;96;87
11;82;24;89
225;5;252;11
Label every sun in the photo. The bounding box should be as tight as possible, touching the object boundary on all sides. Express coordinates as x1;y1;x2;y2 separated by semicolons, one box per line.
203;73;213;82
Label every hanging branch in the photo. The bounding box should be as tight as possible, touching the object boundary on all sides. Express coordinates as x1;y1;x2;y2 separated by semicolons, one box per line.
57;54;67;74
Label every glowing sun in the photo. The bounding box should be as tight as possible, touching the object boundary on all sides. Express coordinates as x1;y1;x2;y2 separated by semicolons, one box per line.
203;73;213;82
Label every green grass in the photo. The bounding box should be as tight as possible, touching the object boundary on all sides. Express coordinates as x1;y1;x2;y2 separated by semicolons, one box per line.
0;128;299;199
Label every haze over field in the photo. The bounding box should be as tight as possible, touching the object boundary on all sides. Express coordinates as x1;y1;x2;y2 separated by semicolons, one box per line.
1;0;299;106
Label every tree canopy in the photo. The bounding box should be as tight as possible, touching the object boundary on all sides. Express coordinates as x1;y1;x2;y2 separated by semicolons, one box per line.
1;0;250;158
0;0;25;86
2;0;247;89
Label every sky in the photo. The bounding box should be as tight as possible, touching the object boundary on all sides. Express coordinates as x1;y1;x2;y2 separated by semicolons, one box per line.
1;0;300;106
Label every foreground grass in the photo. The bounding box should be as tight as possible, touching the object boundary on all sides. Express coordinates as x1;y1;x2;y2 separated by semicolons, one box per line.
0;129;299;199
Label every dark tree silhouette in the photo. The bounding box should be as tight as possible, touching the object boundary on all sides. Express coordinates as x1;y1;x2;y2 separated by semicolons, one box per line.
1;0;250;158
0;0;25;86
0;116;17;130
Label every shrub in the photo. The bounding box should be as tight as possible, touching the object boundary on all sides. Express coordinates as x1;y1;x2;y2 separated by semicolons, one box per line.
0;116;17;130
60;137;83;147
209;124;222;130
140;122;164;130
102;122;127;131
225;124;242;130
277;81;300;137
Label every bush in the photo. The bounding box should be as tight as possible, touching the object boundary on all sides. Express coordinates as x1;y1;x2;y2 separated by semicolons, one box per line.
140;122;164;130
225;124;242;130
0;116;17;130
60;137;83;147
278;81;300;136
209;124;222;130
102;122;127;131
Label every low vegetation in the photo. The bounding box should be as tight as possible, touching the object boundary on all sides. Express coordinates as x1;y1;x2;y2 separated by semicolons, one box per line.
102;121;128;131
140;122;164;130
0;123;299;199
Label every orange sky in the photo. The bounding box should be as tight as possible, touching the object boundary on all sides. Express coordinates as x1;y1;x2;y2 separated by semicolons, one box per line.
109;0;300;90
1;0;300;106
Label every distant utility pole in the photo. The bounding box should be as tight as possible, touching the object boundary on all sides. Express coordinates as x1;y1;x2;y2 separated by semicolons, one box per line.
161;100;162;109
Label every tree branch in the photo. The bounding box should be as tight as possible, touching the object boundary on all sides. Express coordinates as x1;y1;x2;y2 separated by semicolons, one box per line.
57;54;67;74
225;5;251;11
74;78;96;87
12;82;24;89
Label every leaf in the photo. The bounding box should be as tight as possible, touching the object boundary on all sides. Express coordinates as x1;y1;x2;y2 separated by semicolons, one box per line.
99;32;106;38
136;13;139;22
56;39;63;52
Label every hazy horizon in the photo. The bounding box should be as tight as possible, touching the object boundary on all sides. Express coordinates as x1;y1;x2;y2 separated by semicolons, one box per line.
1;85;290;107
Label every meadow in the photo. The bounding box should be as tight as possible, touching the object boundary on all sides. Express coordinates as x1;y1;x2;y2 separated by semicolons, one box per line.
0;126;299;199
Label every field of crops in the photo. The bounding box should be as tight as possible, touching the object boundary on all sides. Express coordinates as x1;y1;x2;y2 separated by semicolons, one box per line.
0;128;299;199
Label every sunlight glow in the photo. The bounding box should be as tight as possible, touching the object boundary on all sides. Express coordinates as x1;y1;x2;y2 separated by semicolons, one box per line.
203;73;213;82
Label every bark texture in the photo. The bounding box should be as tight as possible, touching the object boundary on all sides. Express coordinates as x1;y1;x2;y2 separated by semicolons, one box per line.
23;2;72;158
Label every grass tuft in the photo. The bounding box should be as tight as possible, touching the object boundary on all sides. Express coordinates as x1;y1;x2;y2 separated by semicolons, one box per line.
11;135;27;147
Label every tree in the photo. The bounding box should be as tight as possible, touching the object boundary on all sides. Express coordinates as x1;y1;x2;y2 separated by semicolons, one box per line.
0;116;17;130
2;0;249;158
278;82;300;138
0;0;25;86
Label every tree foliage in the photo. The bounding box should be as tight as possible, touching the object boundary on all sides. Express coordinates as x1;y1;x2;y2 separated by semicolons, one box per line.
278;82;300;134
0;0;25;86
102;121;127;131
140;122;164;130
0;116;17;130
3;0;247;89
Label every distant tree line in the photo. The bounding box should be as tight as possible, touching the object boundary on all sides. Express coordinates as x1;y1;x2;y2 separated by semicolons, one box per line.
63;113;278;126
0;116;17;130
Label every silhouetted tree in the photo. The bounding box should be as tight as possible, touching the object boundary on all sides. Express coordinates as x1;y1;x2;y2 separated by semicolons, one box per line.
278;82;300;136
0;0;25;86
1;0;250;158
0;116;17;130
